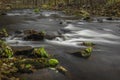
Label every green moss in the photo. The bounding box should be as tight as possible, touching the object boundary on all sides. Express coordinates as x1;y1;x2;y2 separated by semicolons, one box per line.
25;64;32;69
0;40;13;58
33;8;40;13
40;30;46;36
48;59;59;67
0;28;9;37
33;47;49;58
2;28;9;37
0;40;61;79
81;47;93;58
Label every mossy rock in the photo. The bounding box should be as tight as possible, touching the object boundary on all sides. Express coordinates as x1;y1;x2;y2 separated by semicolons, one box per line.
14;58;49;73
81;47;93;58
33;8;40;13
48;59;59;67
24;30;46;41
33;47;49;58
0;28;9;37
71;47;93;58
82;42;95;46
0;59;18;75
0;40;13;58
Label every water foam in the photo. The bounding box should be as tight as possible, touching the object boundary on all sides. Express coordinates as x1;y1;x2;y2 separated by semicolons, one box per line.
65;29;120;39
64;24;81;30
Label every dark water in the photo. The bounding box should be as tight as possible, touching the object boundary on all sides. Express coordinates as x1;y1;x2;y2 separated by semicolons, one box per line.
0;9;120;80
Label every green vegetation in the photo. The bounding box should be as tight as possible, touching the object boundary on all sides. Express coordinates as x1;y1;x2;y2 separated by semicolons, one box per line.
2;28;9;37
1;0;120;17
81;47;93;58
33;8;40;13
0;28;9;37
82;42;95;46
0;40;60;80
33;47;49;58
48;59;59;67
41;4;50;9
107;0;120;5
0;40;13;58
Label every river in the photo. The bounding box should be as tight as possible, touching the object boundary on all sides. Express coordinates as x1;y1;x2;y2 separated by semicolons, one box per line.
0;9;120;80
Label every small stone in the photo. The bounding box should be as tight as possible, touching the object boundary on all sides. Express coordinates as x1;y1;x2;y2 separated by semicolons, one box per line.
56;66;67;74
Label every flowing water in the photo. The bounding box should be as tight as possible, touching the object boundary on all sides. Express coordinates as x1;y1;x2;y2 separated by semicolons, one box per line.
0;9;120;80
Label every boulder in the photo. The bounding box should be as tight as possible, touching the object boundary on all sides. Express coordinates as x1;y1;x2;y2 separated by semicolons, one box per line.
71;47;93;58
0;13;7;15
23;30;38;35
15;30;23;34
24;33;45;41
97;18;103;23
0;40;13;58
23;30;45;41
11;46;33;56
106;17;113;20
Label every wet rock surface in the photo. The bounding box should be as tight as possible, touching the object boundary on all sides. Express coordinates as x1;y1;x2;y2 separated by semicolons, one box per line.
23;30;45;41
11;46;34;55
